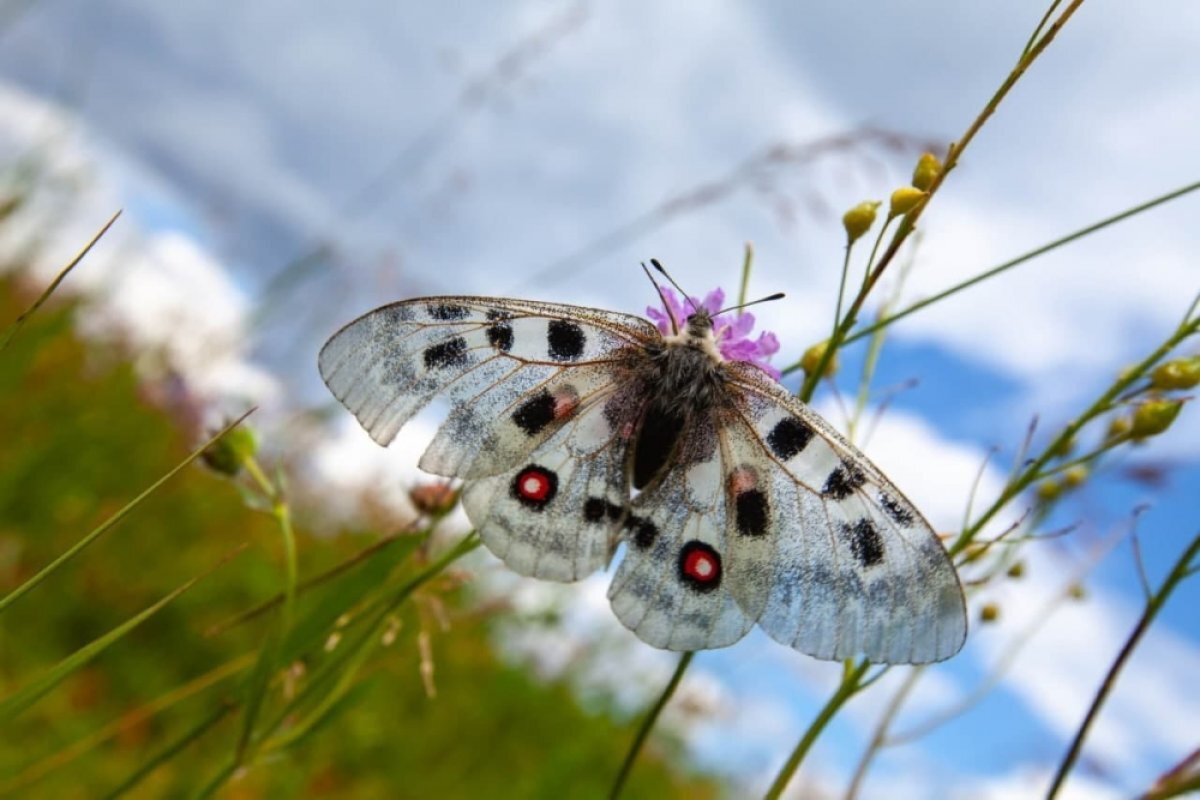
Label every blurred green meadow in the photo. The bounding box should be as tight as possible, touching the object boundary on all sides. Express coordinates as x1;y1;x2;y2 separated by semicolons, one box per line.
0;276;718;798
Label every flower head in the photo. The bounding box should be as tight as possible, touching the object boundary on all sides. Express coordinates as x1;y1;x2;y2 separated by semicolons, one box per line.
646;287;781;380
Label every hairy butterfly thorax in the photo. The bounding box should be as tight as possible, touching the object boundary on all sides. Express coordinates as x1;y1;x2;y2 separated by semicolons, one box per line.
318;281;967;664
629;308;727;490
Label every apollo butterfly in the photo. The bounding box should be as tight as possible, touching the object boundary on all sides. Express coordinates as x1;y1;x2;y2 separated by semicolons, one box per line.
318;268;967;663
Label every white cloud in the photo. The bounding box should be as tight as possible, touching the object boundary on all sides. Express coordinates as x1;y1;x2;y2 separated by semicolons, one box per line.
0;81;280;420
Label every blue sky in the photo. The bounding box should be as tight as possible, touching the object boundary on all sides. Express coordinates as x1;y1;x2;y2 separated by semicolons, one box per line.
1;1;1198;797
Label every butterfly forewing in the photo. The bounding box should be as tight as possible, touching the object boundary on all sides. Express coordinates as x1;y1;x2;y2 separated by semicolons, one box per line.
318;296;657;450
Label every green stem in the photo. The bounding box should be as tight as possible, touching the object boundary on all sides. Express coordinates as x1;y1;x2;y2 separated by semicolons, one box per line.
844;180;1200;346
1045;533;1200;799
845;666;923;800
609;651;694;800
737;242;754;309
786;0;1087;388
951;315;1199;557
763;659;870;800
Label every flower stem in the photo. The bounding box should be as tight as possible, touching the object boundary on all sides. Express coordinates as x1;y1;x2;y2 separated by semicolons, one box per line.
1045;532;1200;799
763;659;870;800
609;651;693;799
787;0;1087;390
844;179;1200;346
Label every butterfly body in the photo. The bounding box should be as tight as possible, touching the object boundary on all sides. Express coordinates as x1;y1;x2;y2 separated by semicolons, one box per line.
319;294;967;663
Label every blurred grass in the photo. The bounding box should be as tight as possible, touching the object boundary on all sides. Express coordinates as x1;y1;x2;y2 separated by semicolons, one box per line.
0;277;719;798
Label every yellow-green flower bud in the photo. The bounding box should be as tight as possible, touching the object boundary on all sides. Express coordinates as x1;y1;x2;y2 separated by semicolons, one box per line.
888;186;927;218
1063;465;1089;488
201;425;259;477
1106;415;1132;442
1150;356;1200;390
800;339;839;378
1131;398;1183;439
842;201;880;244
1048;434;1076;459
980;603;1000;623
912;152;942;191
1036;480;1062;503
1006;561;1025;579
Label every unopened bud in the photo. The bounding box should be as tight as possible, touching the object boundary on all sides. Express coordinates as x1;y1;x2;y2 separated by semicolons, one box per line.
1006;561;1025;579
980;603;1000;623
1036;480;1062;503
888;186;927;218
1150;356;1200;390
409;482;459;517
1063;465;1089;488
842;201;880;244
1105;415;1132;442
801;340;839;379
1131;398;1183;440
1048;435;1076;459
912;153;942;191
201;425;259;477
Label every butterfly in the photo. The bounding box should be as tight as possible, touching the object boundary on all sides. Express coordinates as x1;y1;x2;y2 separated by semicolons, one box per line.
318;279;967;664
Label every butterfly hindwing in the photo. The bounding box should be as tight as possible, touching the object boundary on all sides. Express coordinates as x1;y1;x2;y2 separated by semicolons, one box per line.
460;390;634;581
723;363;967;663
607;422;756;651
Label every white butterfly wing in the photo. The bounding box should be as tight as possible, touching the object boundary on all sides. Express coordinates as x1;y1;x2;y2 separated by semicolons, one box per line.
460;389;638;581
723;363;967;664
318;297;658;472
607;424;755;651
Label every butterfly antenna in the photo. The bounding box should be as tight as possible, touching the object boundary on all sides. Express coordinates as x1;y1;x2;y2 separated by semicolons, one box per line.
714;292;785;317
649;258;700;315
641;261;680;334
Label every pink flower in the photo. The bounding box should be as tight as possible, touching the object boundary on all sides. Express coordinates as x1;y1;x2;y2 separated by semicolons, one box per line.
646;287;781;380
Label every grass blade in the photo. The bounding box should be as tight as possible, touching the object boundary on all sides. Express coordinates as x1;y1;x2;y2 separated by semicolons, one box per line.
0;547;241;723
0;210;121;353
0;408;254;615
102;702;236;800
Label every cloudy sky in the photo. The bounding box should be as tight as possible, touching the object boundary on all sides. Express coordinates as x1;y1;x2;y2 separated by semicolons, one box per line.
2;1;1199;797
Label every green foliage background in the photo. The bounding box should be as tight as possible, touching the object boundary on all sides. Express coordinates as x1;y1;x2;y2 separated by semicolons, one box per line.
0;281;718;798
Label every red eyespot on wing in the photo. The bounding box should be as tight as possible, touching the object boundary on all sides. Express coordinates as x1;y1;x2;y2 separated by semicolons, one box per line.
511;465;557;509
678;541;722;592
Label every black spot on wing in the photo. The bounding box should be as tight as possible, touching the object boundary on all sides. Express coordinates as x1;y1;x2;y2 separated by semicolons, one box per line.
879;492;915;527
485;309;513;352
547;320;586;361
823;459;867;500
734;489;769;537
584;497;624;524
427;303;470;320
423;336;468;369
767;416;814;460
842;518;884;567
624;514;658;549
486;322;513;351
512;390;556;435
